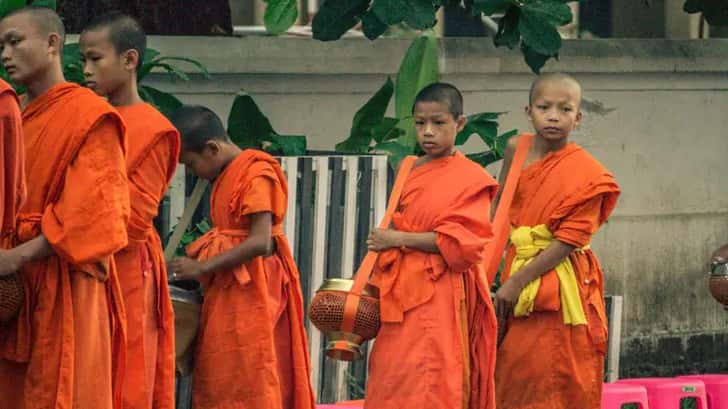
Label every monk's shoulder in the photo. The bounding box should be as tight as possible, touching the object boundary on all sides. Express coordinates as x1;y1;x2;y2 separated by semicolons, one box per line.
0;88;19;117
454;153;498;188
65;86;123;125
569;144;613;176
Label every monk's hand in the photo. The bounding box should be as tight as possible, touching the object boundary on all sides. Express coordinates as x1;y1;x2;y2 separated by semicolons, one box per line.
712;243;728;265
169;257;206;280
0;248;23;276
367;228;401;251
494;277;525;320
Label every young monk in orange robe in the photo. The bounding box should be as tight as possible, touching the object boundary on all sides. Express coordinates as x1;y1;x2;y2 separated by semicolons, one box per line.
364;83;498;409
0;7;130;409
0;78;25;249
80;13;179;409
493;73;621;409
168;105;315;409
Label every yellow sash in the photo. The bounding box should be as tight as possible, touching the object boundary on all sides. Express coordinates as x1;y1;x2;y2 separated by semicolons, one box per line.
510;224;587;325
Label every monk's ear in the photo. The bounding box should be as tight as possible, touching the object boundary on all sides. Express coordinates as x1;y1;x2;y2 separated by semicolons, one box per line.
122;49;140;72
204;140;221;155
455;114;467;133
525;105;533;122
574;110;583;129
48;32;63;56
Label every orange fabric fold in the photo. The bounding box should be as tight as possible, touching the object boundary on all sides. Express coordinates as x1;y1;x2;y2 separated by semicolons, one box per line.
114;103;179;409
495;134;621;409
0;79;25;249
365;151;498;409
0;82;130;409
186;149;315;409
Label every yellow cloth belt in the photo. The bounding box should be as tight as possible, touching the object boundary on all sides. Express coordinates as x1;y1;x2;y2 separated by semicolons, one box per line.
510;224;587;325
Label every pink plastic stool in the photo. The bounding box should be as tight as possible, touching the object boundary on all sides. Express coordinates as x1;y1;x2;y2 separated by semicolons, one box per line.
618;378;707;409
602;382;650;408
678;375;728;409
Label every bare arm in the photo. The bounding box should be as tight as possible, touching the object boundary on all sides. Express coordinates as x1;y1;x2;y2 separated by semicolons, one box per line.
170;212;274;280
491;136;518;220
0;235;55;276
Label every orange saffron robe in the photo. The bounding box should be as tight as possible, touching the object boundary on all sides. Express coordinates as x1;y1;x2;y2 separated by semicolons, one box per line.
0;79;26;249
114;103;179;409
187;149;315;409
495;134;620;409
364;152;499;409
0;82;131;409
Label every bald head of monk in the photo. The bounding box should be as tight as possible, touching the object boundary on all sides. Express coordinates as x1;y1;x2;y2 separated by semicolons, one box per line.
0;6;65;96
80;12;146;106
170;104;240;180
526;73;583;143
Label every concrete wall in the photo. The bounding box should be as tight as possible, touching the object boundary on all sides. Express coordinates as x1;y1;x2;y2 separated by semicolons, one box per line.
143;36;728;375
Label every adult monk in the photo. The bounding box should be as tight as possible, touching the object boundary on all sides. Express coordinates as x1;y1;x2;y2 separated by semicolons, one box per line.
0;78;25;250
364;82;499;409
80;12;178;409
0;7;130;409
167;105;315;409
493;73;621;409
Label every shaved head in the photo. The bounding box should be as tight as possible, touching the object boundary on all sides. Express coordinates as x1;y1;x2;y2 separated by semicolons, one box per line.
3;6;65;46
529;73;582;106
83;12;146;69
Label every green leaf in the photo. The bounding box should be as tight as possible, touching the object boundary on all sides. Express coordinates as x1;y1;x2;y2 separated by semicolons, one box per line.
361;10;389;40
519;2;568;56
61;43;85;85
521;42;552;73
394;35;439;149
371;117;402;142
143;48;161;65
264;0;299;35
267;134;307;155
372;140;412;169
227;91;276;148
372;0;407;26
312;0;370;41
336;77;394;154
493;6;520;49
522;0;572;26
457;118;498;147
144;61;191;82
148;57;211;79
467;151;500;167
29;0;55;10
139;85;183;118
472;0;512;15
0;0;25;18
494;129;518;156
404;0;437;29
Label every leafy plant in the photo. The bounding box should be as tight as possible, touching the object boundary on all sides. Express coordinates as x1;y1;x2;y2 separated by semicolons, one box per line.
335;34;517;168
227;91;307;156
175;219;212;256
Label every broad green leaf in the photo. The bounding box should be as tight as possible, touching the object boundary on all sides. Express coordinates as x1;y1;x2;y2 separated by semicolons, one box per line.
149;57;211;78
521;1;572;26
493;6;520;49
519;5;563;56
227;91;276;148
361;10;389;40
394;35;439;149
494;129;518;156
267;134;307;155
472;0;512;15
0;0;25;18
146;61;191;82
264;0;299;35
61;43;85;85
372;0;407;26
457;119;498;147
336;77;394;154
521;42;552;73
30;0;56;9
142;48;161;65
371;117;402;142
372;140;412;169
404;0;437;29
312;0;370;41
139;85;183;118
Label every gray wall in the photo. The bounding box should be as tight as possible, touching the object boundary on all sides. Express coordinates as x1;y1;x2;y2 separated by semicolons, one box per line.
144;36;728;375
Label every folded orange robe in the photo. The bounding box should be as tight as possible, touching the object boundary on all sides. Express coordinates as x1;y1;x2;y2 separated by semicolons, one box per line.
495;134;620;409
115;103;179;409
364;151;498;409
0;79;25;249
187;149;315;409
0;82;130;409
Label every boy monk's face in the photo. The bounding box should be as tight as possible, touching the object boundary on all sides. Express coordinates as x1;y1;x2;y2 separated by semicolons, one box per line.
526;79;582;142
80;28;132;97
179;143;225;180
0;13;56;85
414;100;465;159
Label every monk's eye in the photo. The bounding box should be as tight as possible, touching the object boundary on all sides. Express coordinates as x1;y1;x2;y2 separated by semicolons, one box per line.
415;120;424;126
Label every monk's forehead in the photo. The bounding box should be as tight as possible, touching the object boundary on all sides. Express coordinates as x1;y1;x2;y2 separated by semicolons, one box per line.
1;10;59;37
531;77;582;101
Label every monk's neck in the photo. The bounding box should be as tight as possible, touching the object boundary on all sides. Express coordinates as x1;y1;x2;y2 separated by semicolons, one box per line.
218;144;244;172
108;80;144;107
23;66;65;106
533;134;568;157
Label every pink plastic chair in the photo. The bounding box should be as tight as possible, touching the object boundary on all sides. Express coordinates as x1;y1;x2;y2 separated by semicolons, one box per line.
618;378;707;409
678;375;728;409
602;382;650;409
